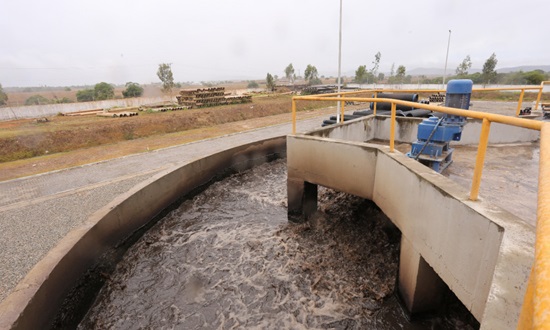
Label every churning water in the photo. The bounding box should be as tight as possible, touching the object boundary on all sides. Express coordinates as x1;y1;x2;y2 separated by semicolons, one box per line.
79;159;477;329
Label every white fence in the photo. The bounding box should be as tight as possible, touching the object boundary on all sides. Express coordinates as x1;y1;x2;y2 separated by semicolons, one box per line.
0;96;176;121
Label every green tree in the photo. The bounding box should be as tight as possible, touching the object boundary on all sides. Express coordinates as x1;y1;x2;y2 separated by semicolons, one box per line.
390;63;395;78
122;82;144;98
304;64;319;85
355;65;368;84
0;84;7;106
52;96;73;104
266;73;276;91
371;51;381;81
157;63;175;93
284;63;295;84
456;55;472;77
523;70;546;85
94;82;115;100
378;73;385;81
247;81;259;88
76;89;95;102
482;53;498;85
25;95;50;105
396;65;406;83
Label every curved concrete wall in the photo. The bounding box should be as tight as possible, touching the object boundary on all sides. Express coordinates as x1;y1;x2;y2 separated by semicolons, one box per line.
0;137;286;330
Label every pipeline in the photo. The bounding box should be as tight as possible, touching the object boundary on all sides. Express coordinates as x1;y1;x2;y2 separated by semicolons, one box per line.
370;93;419;111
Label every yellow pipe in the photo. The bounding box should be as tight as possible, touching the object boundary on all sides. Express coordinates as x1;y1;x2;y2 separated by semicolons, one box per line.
292;98;297;134
469;118;491;200
519;123;550;328
390;102;396;152
516;89;525;116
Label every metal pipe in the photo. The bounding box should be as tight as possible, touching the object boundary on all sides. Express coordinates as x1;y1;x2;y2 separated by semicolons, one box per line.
516;89;525;116
390;102;396;152
469;118;491;200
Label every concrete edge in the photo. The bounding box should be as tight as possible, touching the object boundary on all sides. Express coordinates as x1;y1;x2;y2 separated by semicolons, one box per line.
0;136;286;330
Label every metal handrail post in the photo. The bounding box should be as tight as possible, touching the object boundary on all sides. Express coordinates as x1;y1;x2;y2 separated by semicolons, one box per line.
292;98;297;134
341;93;345;122
373;91;378;115
516;89;525;116
469;118;491;200
390;102;396;152
534;81;549;111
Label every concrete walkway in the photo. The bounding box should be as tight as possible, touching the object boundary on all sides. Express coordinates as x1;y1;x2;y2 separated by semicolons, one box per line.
0;116;325;302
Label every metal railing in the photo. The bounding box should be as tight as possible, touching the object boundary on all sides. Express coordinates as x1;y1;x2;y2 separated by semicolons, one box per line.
298;85;544;118
290;92;549;327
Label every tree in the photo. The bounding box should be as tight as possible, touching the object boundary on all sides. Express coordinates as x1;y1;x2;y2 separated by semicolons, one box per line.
371;51;381;80
304;64;319;85
396;65;406;83
247;81;259;88
0;84;7;106
284;63;295;83
378;73;385;82
52;96;73;104
482;53;498;85
523;70;546;85
25;95;50;105
390;63;395;78
122;82;144;98
266;73;275;91
157;63;175;93
355;65;368;84
76;89;95;102
94;82;115;100
456;55;472;77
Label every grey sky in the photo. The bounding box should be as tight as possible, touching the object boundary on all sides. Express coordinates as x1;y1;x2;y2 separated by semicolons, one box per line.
1;0;548;87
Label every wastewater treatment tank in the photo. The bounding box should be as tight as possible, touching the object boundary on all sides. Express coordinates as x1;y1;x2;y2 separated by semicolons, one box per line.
73;160;477;329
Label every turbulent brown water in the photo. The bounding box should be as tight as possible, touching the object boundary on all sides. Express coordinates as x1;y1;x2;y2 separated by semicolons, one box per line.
79;159;477;329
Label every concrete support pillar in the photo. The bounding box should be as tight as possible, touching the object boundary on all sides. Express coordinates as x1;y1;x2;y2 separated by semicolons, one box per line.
398;236;447;315
287;178;318;222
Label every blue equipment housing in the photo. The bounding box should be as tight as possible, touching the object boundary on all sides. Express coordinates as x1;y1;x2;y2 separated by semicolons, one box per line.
407;79;473;172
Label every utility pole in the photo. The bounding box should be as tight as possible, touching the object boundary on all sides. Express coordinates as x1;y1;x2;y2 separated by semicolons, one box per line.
442;29;452;88
336;0;343;123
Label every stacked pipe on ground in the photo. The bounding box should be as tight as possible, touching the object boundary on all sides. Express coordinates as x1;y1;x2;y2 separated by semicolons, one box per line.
176;87;252;108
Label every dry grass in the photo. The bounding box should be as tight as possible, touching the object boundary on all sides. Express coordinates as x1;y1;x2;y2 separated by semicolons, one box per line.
0;94;331;163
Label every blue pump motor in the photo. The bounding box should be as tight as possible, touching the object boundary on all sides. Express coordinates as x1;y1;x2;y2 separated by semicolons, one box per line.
407;79;473;172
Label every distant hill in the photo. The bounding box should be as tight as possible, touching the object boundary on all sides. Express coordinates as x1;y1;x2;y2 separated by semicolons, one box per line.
407;65;549;76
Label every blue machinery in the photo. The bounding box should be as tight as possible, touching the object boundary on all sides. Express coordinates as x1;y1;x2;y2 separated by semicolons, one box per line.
407;79;474;172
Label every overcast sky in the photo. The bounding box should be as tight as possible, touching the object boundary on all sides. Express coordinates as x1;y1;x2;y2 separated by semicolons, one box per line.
1;0;548;87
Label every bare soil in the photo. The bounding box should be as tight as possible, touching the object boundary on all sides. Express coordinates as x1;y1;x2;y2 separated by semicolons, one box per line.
0;101;339;181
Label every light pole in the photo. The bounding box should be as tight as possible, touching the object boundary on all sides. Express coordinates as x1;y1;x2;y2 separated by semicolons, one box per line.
442;29;452;88
336;0;343;123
